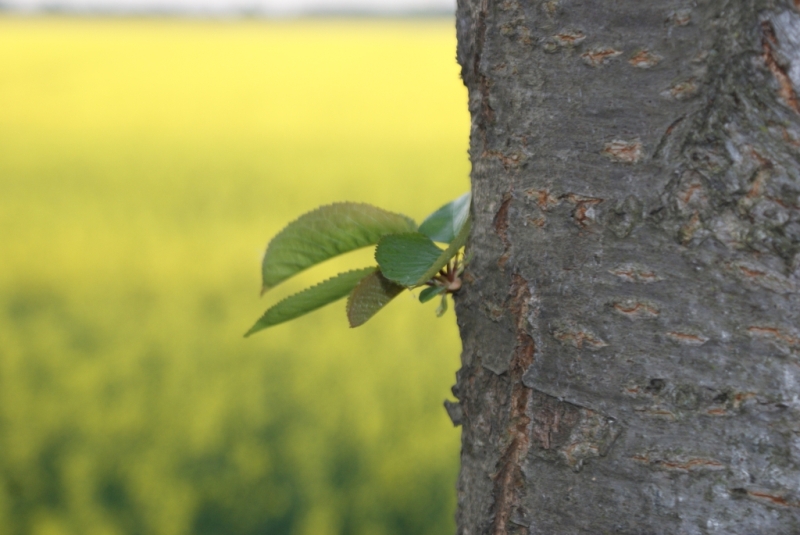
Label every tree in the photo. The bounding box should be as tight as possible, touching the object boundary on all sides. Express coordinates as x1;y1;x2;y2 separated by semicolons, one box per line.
451;1;800;533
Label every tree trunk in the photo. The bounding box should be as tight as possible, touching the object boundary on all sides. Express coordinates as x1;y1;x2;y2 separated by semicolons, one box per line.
451;1;800;533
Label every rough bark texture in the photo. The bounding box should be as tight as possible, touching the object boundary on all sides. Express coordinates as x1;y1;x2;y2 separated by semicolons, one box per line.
451;1;800;533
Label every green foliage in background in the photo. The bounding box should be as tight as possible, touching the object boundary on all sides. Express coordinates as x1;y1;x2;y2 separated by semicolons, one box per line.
248;194;470;335
0;17;468;535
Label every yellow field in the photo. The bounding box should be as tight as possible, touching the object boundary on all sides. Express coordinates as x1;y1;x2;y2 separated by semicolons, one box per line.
0;17;469;535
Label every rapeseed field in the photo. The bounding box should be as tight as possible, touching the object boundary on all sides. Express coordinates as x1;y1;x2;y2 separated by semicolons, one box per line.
0;17;469;535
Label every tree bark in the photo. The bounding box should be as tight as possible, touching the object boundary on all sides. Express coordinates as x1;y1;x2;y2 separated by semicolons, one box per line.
451;1;800;533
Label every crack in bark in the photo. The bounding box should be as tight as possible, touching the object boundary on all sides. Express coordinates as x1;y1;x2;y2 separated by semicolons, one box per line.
665;330;709;345
739;489;800;508
609;264;663;283
602;139;643;163
666;78;699;100
748;325;800;354
628;49;663;69
552;324;608;349
494;192;513;268
653;115;686;158
563;193;604;229
581;47;622;67
490;273;534;535
611;299;660;319
725;261;796;293
553;31;585;47
525;188;560;211
632;454;726;472
481;149;522;170
761;20;800;114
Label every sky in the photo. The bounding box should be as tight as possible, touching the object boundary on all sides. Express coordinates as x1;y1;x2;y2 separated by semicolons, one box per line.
2;0;455;15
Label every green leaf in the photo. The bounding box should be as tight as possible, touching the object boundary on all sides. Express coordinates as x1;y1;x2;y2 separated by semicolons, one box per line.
375;233;444;287
435;294;448;317
413;214;472;286
246;267;376;336
419;285;446;303
261;203;416;293
418;192;471;243
346;270;405;327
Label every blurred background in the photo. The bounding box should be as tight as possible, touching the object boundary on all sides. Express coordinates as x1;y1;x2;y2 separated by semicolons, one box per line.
0;3;469;534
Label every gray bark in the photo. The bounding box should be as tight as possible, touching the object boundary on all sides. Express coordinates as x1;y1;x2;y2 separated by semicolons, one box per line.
451;1;800;533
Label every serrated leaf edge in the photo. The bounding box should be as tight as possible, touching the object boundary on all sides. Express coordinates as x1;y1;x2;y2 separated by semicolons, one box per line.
246;267;377;337
261;202;416;293
346;270;405;328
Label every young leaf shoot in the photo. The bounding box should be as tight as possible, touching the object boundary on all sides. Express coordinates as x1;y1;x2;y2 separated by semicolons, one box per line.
247;193;471;336
246;267;377;336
